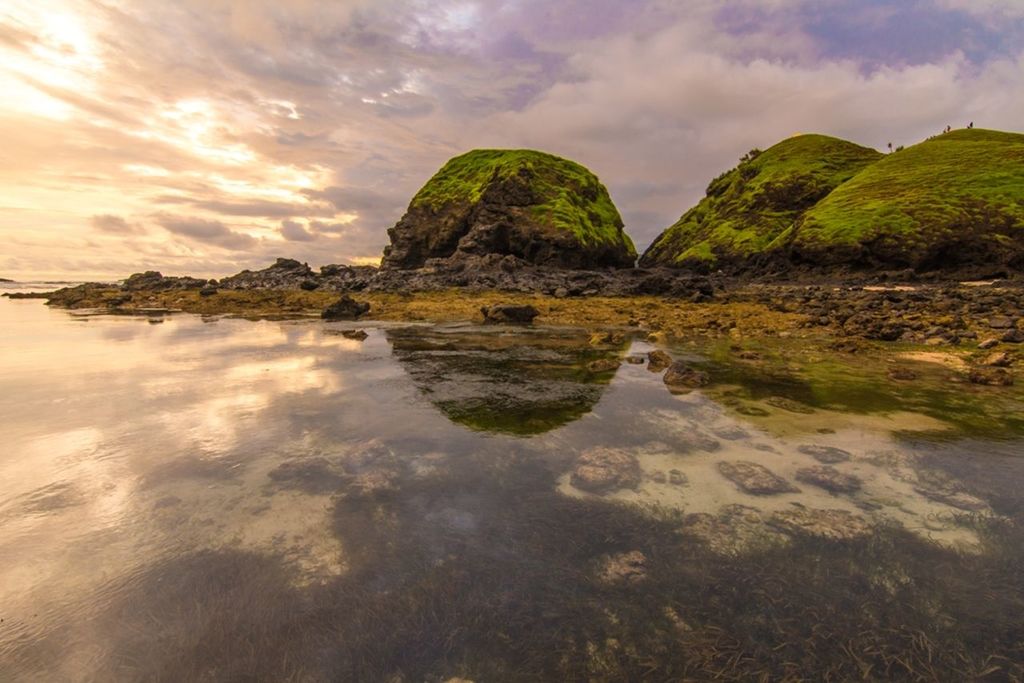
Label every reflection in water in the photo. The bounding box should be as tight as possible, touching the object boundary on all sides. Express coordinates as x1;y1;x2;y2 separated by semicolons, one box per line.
1;298;1023;680
386;325;626;434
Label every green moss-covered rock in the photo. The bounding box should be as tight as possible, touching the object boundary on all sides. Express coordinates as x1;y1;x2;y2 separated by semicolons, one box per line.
382;149;637;269
788;129;1024;271
641;129;1024;275
639;134;882;271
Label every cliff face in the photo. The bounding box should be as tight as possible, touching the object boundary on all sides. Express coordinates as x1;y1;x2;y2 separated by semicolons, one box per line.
381;149;637;270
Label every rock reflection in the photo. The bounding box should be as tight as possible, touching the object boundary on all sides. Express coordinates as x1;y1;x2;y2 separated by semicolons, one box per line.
385;325;628;435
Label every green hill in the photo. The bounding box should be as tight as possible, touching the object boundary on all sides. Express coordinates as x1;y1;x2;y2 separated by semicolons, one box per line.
788;129;1024;270
639;135;882;270
641;128;1024;274
382;149;637;269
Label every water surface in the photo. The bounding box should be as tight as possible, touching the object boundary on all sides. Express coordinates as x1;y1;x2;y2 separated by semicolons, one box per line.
1;297;1022;681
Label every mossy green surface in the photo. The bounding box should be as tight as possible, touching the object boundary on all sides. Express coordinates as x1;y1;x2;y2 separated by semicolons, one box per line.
791;129;1024;266
642;128;1024;272
410;149;635;253
640;134;882;268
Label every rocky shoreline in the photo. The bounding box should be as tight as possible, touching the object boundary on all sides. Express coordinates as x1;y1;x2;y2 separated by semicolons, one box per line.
6;257;1021;371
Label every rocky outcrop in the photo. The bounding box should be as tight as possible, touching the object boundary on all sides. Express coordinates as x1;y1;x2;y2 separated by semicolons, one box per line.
122;271;208;291
321;296;370;320
218;258;315;290
480;304;539;324
381;149;637;270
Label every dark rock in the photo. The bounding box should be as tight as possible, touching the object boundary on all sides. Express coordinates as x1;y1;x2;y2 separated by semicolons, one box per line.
1001;329;1024;343
968;367;1014;386
978;338;999;350
321;296;370;320
122;271;207;291
299;279;320;291
481;304;539;324
199;286;218;297
219;258;315;290
341;329;369;341
625;354;645;365
797;444;852;463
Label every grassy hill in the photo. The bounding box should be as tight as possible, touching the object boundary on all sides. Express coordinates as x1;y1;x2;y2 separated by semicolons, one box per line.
787;129;1024;270
410;149;635;252
639;135;882;269
641;128;1024;274
383;149;637;269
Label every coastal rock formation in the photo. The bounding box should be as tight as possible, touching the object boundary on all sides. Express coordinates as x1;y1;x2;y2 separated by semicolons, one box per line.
640;134;881;272
123;271;208;291
642;129;1024;276
381;149;637;270
218;258;315;290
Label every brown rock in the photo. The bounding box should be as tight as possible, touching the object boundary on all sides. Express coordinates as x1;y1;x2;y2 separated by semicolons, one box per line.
647;349;673;372
322;295;370;320
796;465;862;493
597;550;647;584
797;444;852;463
770;506;870;540
983;351;1012;367
570;448;641;494
717;461;799;495
587;358;621;373
480;304;539;324
968;367;1014;386
663;361;710;392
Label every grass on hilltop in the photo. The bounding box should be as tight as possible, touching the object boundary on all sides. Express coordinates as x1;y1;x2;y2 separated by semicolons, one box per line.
410;149;636;253
787;128;1024;268
640;134;882;268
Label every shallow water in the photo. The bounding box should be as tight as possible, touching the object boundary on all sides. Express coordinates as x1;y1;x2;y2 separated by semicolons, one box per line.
1;297;1022;681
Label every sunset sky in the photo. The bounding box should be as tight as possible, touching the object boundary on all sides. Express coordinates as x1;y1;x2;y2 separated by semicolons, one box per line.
2;0;1023;280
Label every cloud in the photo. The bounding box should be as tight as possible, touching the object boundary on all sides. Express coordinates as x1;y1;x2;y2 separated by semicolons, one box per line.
280;219;315;241
1;0;1023;278
155;215;259;251
91;214;146;234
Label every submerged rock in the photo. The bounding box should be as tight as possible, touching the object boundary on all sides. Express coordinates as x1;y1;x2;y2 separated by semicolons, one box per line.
586;358;621;374
570;448;641;494
480;304;539;324
381;149;637;270
322;296;370;320
795;465;862;493
717;461;799;495
597;550;647;585
341;329;369;341
769;506;871;540
797;444;852;464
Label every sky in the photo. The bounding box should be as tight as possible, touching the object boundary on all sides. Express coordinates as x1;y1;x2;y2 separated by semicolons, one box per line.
1;0;1023;280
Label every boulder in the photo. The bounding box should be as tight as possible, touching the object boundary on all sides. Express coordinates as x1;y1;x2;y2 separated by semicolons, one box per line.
662;361;710;392
481;304;539;324
321;296;370;320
